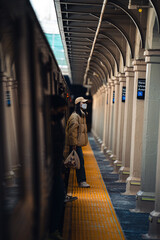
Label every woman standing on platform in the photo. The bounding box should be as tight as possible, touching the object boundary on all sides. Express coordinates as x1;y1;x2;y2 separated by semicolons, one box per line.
66;96;90;188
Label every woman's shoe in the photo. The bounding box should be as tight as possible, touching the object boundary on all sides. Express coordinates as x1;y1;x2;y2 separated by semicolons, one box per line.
78;182;90;188
64;194;78;203
48;230;64;240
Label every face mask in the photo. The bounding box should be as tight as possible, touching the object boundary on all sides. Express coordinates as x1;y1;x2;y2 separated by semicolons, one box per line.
51;112;65;122
81;103;87;110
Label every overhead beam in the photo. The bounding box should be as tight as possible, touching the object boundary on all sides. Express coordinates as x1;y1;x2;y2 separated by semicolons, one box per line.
84;0;109;86
89;65;105;84
95;43;119;72
94;49;114;74
59;1;102;6
92;55;110;77
88;27;125;64
108;0;145;48
89;67;103;85
100;32;125;65
90;59;108;82
62;18;98;22
91;13;134;57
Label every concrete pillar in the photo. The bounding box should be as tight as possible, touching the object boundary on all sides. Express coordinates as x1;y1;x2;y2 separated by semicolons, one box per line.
101;85;108;152
106;82;111;150
109;77;119;165
99;86;105;144
94;92;99;139
125;60;146;195
135;50;160;212
97;88;102;143
108;80;115;150
92;94;97;137
1;74;15;186
119;67;134;182
114;73;126;173
8;79;20;177
147;105;160;239
111;77;120;156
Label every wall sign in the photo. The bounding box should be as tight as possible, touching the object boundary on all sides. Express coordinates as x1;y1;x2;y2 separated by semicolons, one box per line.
122;86;126;102
6;91;11;107
113;90;115;104
137;78;146;100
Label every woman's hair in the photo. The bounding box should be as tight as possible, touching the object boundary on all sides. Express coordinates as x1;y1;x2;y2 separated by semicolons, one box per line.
75;102;82;116
50;95;67;110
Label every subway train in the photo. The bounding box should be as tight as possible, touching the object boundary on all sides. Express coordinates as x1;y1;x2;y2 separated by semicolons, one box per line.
0;1;70;240
1;0;160;240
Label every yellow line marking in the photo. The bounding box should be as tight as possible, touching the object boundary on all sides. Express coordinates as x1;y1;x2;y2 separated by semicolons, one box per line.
63;143;125;240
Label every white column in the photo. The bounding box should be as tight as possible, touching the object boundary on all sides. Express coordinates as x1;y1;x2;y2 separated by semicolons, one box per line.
106;82;111;150
9;79;20;177
101;85;108;152
125;60;146;195
135;50;160;212
114;73;126;173
148;105;160;238
109;77;119;165
97;88;103;143
100;86;105;145
91;94;97;137
108;80;115;153
1;73;15;186
119;67;134;182
95;91;99;139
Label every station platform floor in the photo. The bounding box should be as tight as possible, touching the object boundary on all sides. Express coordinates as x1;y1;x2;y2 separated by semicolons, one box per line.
63;133;150;240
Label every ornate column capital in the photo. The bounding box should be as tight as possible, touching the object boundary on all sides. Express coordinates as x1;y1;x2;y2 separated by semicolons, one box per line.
124;66;134;77
132;59;146;72
112;76;119;85
144;49;160;64
0;72;8;81
118;73;126;82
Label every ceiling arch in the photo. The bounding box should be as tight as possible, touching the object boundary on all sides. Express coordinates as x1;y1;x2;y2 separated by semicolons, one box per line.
99;32;126;65
89;64;106;84
88;71;101;89
108;0;145;48
90;59;108;82
149;0;160;33
55;0;149;92
90;13;134;57
94;49;114;75
88;69;102;88
95;43;119;72
91;55;110;77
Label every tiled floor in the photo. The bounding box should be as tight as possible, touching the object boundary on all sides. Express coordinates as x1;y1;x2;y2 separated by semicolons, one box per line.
63;141;125;240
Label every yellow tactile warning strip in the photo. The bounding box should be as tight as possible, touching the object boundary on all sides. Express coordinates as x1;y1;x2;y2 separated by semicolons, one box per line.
63;143;125;240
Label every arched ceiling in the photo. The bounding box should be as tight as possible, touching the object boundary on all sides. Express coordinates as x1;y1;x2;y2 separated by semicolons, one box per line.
54;0;160;93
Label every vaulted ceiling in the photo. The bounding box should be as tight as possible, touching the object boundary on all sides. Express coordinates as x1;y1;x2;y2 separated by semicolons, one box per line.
54;0;160;93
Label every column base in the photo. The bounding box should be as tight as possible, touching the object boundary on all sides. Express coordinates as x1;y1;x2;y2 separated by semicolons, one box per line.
106;149;112;158
124;176;141;195
5;170;15;187
97;137;103;147
134;191;155;213
119;167;130;182
113;159;122;173
103;146;108;155
13;164;21;178
108;154;116;166
145;211;160;239
101;143;106;152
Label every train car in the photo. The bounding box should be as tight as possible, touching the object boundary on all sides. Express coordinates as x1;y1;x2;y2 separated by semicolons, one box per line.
0;1;69;240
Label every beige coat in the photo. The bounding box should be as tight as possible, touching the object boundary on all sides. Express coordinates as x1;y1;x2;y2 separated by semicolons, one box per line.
66;112;88;147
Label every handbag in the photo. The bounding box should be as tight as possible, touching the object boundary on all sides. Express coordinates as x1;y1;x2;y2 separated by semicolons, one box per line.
64;150;80;169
